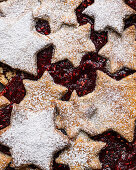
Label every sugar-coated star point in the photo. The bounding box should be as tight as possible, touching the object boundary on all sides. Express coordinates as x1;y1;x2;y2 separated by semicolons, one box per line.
0;0;40;21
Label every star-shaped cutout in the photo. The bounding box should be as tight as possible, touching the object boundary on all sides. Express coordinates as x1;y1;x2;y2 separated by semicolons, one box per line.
83;0;136;34
33;0;82;33
18;71;67;111
49;23;96;67
0;12;50;75
0;107;69;169
99;25;136;73
56;132;106;170
0;152;12;169
81;71;136;142
54;90;97;138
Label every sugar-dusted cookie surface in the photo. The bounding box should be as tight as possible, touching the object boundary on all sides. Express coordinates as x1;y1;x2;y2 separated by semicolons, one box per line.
0;107;69;169
54;90;97;138
0;0;40;21
49;23;95;67
99;25;136;73
56;132;106;170
0;12;50;75
83;0;136;34
19;71;67;111
33;0;82;33
81;71;136;142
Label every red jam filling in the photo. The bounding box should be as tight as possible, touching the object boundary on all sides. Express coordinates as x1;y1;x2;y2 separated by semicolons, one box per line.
0;0;136;169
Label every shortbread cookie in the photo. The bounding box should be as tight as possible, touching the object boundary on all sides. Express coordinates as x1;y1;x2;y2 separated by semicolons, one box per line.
0;107;69;169
56;132;106;170
54;90;97;138
0;12;50;75
33;0;82;33
83;0;136;34
49;23;96;67
0;0;40;22
18;71;67;111
99;25;136;73
81;71;136;142
0;152;12;169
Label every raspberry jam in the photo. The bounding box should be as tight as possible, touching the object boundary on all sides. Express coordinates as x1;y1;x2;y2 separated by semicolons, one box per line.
1;0;136;169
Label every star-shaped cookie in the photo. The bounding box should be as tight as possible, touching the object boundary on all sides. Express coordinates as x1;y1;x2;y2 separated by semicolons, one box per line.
0;107;69;169
49;23;96;67
56;132;106;170
33;0;82;33
54;90;97;138
83;0;136;34
0;152;12;169
81;71;136;142
0;0;40;22
99;25;136;73
18;71;67;111
0;12;50;75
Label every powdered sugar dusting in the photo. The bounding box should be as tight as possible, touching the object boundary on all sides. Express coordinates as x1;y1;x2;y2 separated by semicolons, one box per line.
56;132;106;169
0;12;50;75
33;0;82;33
83;0;136;33
99;25;136;73
55;90;98;138
49;23;96;67
0;0;40;22
0;107;69;169
81;71;136;142
19;71;67;111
